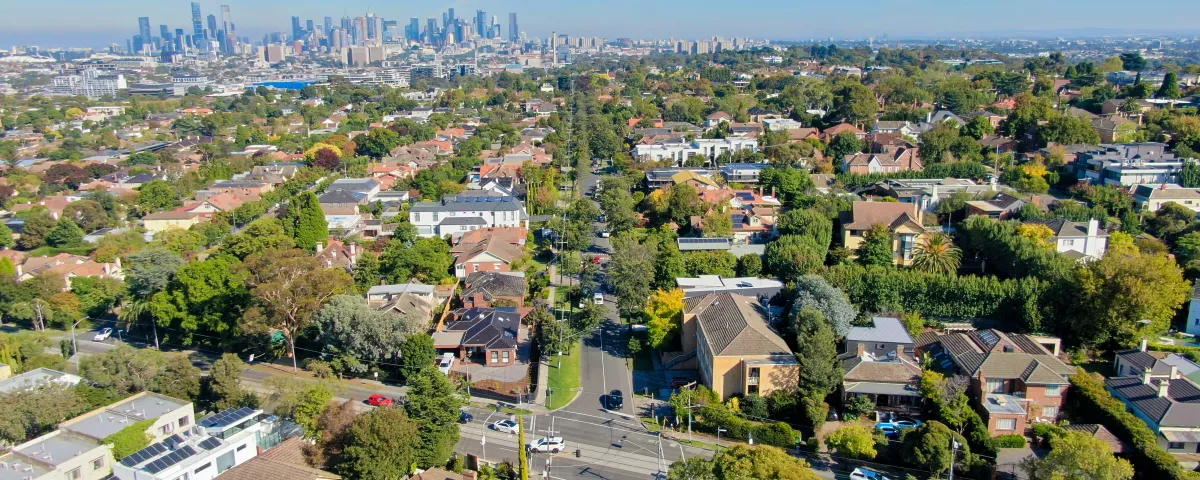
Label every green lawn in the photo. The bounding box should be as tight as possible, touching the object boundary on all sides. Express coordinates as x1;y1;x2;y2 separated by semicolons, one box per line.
545;339;583;410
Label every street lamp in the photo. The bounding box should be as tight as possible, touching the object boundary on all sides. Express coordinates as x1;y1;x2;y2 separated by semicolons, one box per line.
69;317;88;370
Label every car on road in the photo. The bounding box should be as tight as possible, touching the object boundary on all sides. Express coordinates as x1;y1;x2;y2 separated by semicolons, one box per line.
438;352;455;375
527;436;566;453
605;389;624;410
593;292;604;305
597;231;610;238
367;394;394;407
458;410;474;423
850;467;892;480
492;419;519;434
93;328;113;342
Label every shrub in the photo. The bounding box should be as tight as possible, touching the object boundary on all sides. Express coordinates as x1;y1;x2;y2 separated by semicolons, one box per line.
993;434;1027;448
103;419;155;459
1067;372;1188;480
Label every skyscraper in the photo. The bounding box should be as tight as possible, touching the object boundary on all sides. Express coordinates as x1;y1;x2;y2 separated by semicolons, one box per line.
207;14;217;37
306;20;314;36
190;2;204;38
324;16;334;36
447;8;456;28
138;17;152;45
291;16;302;41
508;13;518;42
476;10;487;38
408;17;419;42
220;5;235;54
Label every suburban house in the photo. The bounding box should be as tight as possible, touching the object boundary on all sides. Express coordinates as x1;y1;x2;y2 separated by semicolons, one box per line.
454;227;528;247
461;271;526;308
1071;142;1188;186
451;240;524;278
842;147;922;174
840;201;927;266
435;307;524;367
1062;424;1129;455
315;238;361;270
719;163;769;184
366;283;443;321
1106;369;1200;455
1025;218;1109;260
729;208;777;243
840;317;923;415
1132;184;1200;213
18;253;124;291
674;275;784;299
670;170;721;191
0;367;81;394
917;330;1075;435
965;193;1026;220
409;191;529;239
143;210;207;234
1115;339;1200;386
679;293;797;400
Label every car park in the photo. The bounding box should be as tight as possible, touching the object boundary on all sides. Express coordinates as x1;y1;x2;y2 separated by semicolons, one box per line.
492;419;520;434
93;328;113;341
527;436;566;453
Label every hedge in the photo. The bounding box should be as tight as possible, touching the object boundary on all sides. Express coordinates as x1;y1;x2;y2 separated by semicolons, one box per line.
696;404;800;448
993;434;1027;448
1067;372;1189;480
821;264;1046;331
1148;342;1200;364
836;162;990;189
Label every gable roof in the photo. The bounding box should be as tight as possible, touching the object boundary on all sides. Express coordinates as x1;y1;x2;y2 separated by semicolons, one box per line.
685;293;791;357
463;271;527;299
445;307;521;350
1061;424;1128;454
843;201;920;230
920;329;1075;384
1106;376;1200;427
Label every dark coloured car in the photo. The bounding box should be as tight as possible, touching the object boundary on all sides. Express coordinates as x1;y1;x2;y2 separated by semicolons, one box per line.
605;389;624;410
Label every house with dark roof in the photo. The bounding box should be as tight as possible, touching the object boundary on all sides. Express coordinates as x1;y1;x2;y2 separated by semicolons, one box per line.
1116;339;1200;388
679;293;797;400
1106;371;1200;455
917;330;1075;434
461;271;526;308
840;201;927;266
966;192;1027;220
435;307;524;367
840;317;922;414
1024;218;1109;260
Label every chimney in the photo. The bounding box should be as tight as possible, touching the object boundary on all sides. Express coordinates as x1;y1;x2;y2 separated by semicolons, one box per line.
1087;219;1099;238
1140;338;1148;352
1159;379;1171;398
1171;365;1180;380
15;264;22;278
349;244;357;256
1143;370;1153;385
315;242;324;252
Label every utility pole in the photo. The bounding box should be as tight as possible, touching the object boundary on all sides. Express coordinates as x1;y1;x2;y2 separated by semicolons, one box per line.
948;438;960;480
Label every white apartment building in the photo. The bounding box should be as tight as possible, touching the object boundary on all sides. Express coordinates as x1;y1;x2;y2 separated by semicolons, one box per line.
0;430;114;480
113;407;280;480
634;138;758;165
50;70;127;99
409;191;529;238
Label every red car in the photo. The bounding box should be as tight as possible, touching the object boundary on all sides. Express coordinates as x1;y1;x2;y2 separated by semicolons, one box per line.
367;394;394;407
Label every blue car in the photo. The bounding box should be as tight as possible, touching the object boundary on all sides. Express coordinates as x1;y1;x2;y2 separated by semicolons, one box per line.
875;423;899;438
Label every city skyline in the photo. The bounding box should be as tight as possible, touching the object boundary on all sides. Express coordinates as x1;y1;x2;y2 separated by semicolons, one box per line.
5;0;1200;49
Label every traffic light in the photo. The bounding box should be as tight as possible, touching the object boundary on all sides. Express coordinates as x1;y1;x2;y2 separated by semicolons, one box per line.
574;449;581;458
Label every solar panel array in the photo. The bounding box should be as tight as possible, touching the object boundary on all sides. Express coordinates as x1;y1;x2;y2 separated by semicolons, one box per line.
197;437;222;451
199;407;256;429
978;330;1000;346
120;442;167;467
143;445;199;474
678;238;730;244
735;192;755;201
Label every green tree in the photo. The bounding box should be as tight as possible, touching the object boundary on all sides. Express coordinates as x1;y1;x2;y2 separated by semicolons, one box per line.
1038;114;1100;146
79;346;166;395
518;416;529;480
339;406;419;480
1069;248;1190;348
962;115;996;140
1157;72;1182;99
62;200;109;233
316;295;423;365
103;419;155;460
826;132;863;169
912;232;962;274
399;334;437;382
136;179;180;211
901;421;967;476
1021;430;1133;480
824;424;882;460
404;365;468;468
776;210;833;255
219;217;296;260
764;235;825;281
737;254;762;277
1120;52;1147;71
280;191;328;251
355;128;403;159
610;232;658;315
645;289;685;348
125;248;185;298
792;275;857;336
46;218;85;247
151;354;202;402
147;255;250;346
795;308;840;431
207;353;250;411
700;444;822;480
667;184;705;225
857;223;894;267
16;211;56;249
833;82;880;128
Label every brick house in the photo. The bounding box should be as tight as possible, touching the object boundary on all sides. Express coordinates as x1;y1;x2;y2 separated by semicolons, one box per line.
461;271;526;308
451;240;524;278
917;330;1075;435
435;307;523;367
840;201;927;266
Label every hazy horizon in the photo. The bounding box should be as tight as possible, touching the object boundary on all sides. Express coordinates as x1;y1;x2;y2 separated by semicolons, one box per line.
3;0;1200;49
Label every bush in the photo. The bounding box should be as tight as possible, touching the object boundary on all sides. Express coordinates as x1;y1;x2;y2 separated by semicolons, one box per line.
843;395;875;420
103;419;155;459
695;404;798;448
1067;372;1188;480
993;434;1026;448
1148;342;1200;363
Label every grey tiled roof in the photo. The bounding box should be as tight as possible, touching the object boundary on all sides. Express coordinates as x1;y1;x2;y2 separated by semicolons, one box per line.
1106;376;1200;427
686;293;792;357
445;307;520;350
463;272;527;299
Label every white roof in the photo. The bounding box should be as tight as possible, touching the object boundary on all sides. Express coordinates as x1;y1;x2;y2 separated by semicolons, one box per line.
845;317;914;344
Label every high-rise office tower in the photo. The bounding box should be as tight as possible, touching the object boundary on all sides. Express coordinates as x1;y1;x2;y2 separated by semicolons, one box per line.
426;18;437;44
306;20;314;36
138;17;152;46
174;28;185;51
291;16;302;41
447;8;456;28
476;10;487;37
508;13;518;42
408;17;419;42
160;25;171;42
220;5;235;53
324;16;333;36
191;2;204;37
207;14;218;37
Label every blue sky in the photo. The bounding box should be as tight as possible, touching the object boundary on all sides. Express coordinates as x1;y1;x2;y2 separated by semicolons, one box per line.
4;0;1200;48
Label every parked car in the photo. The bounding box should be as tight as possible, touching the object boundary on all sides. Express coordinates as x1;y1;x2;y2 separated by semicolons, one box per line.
438;352;454;375
527;436;566;453
605;389;624;410
850;467;892;480
598;231;610;238
93;328;113;342
670;377;692;389
492;419;519;434
893;419;923;430
593;292;604;305
875;423;899;438
367;394;394;407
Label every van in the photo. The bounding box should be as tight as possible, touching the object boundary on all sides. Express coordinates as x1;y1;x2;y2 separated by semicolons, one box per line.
438;352;455;375
593;292;604;305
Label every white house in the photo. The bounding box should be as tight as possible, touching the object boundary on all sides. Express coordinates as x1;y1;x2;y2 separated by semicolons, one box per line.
409;191;529;238
634;138;758;165
112;407;283;480
1027;218;1109;261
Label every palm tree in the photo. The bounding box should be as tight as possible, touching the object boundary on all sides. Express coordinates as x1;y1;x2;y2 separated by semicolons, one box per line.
912;232;962;274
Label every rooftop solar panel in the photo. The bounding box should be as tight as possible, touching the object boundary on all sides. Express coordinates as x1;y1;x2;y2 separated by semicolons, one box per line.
197;437;222;451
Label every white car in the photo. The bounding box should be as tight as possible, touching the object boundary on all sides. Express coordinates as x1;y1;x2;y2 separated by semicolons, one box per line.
438;353;454;375
527;436;566;453
491;419;519;434
93;328;113;342
850;467;892;480
593;292;604;305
